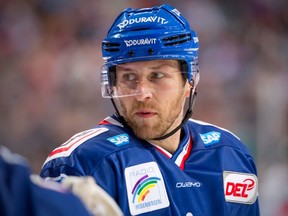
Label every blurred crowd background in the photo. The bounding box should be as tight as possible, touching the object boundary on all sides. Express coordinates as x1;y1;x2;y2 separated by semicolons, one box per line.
0;0;287;215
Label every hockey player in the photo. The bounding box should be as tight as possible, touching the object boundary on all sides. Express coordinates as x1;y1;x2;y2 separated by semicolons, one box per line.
0;145;122;216
41;4;260;215
0;145;91;216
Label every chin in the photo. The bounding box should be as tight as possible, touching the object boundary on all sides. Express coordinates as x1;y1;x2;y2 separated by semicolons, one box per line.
135;133;157;140
133;128;163;140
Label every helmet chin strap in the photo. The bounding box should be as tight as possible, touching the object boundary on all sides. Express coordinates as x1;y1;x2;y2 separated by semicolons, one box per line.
153;87;197;140
110;98;130;129
110;87;197;141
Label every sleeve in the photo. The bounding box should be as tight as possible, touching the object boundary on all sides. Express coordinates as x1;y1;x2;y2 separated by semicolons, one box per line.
0;145;92;216
89;153;132;214
31;178;92;216
219;143;260;216
40;160;84;182
40;148;125;215
192;133;260;216
40;148;117;200
40;127;111;181
90;154;120;200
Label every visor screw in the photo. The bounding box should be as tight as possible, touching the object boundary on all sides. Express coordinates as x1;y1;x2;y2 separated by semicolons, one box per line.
128;50;135;57
148;48;154;55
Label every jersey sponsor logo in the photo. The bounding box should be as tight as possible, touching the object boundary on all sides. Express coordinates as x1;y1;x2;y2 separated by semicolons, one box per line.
223;171;258;204
117;16;168;29
176;181;201;188
199;131;221;146
107;133;129;146
125;162;169;215
191;119;241;140
124;38;157;47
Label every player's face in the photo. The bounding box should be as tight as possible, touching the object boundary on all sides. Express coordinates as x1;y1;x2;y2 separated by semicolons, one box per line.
116;60;191;140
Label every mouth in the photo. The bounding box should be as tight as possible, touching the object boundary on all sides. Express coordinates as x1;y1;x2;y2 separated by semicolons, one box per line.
135;110;157;118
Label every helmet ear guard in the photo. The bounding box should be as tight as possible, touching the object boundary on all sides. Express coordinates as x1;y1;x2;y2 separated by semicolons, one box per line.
191;61;200;90
178;59;200;87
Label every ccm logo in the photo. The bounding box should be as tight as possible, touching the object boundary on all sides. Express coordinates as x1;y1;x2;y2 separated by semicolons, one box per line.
223;171;258;204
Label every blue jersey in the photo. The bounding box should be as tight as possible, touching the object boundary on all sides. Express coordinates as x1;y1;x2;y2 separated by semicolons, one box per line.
41;115;260;216
0;146;91;216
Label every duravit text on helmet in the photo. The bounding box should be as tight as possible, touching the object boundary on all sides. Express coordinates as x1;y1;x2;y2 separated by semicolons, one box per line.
124;38;157;47
117;16;168;30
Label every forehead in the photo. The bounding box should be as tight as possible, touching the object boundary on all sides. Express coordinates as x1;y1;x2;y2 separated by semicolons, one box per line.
117;59;179;69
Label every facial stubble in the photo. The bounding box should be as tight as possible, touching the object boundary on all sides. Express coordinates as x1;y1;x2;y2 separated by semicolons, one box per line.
120;92;186;140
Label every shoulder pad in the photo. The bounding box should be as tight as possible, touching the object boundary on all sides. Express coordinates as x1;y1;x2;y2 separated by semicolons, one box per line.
44;128;109;164
188;119;247;150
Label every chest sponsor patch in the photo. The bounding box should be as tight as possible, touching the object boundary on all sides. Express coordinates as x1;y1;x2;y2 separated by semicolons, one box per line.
223;171;258;204
199;131;221;146
107;133;129;146
125;162;169;215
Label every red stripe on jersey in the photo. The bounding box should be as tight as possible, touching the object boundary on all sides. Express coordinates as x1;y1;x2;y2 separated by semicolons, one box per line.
98;119;111;125
48;129;102;157
179;137;193;170
154;145;171;158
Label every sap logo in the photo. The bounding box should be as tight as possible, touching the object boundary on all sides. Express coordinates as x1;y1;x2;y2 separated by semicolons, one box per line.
223;171;258;204
199;131;221;145
107;133;129;146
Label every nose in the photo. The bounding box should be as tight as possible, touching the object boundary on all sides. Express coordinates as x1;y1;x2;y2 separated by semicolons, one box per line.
134;80;153;101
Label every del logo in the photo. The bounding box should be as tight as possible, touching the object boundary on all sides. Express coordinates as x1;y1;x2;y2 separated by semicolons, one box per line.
107;133;129;146
223;171;258;204
125;162;169;215
200;131;221;145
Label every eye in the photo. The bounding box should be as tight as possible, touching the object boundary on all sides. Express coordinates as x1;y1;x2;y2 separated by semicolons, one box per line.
122;73;137;81
150;72;165;80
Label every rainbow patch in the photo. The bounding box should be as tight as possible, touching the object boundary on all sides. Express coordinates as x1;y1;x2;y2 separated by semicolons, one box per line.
125;162;170;215
131;175;161;203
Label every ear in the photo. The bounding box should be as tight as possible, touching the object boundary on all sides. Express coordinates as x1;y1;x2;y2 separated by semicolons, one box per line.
184;83;193;97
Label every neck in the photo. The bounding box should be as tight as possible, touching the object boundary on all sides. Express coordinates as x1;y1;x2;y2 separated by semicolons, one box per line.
149;128;182;154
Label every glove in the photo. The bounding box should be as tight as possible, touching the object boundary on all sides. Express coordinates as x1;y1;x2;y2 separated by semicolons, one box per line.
61;176;123;216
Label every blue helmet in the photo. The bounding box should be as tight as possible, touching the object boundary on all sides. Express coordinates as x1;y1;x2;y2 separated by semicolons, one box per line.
101;4;199;139
101;4;199;91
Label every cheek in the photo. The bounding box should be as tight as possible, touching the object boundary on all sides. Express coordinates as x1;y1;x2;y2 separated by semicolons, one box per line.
162;92;183;108
119;98;133;112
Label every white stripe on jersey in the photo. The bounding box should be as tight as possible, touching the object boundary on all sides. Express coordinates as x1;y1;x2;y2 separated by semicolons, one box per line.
104;116;123;127
43;128;109;165
189;119;241;140
174;138;191;168
150;136;192;170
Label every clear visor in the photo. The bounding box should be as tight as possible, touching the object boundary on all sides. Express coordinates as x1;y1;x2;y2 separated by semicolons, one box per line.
101;61;192;98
